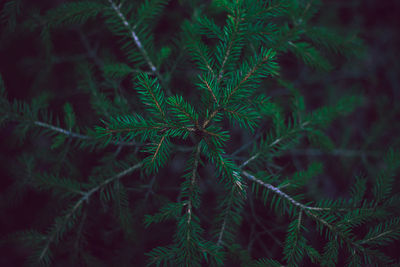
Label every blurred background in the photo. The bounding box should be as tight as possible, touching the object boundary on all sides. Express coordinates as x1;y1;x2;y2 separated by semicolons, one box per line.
0;0;399;265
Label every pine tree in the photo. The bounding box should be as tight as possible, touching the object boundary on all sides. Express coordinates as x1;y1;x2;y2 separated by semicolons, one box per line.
0;0;399;266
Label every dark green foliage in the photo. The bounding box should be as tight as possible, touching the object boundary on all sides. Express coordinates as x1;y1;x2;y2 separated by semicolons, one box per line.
44;1;105;28
283;213;308;266
0;0;21;31
102;62;135;79
373;148;400;202
0;0;399;266
288;41;333;71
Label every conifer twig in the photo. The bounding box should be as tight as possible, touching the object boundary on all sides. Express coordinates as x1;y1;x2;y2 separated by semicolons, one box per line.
217;176;243;247
35;121;90;139
34;121;140;146
359;230;396;245
187;144;201;226
100;1;171;94
199;75;218;105
73;207;88;259
240;121;310;168
217;10;241;83
247;192;283;247
240;170;328;211
39;161;143;261
108;0;156;72
304;209;365;252
82;161;143;200
77;29;104;68
217;218;227;247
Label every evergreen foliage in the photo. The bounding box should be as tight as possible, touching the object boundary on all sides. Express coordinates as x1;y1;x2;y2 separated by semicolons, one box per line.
0;0;399;266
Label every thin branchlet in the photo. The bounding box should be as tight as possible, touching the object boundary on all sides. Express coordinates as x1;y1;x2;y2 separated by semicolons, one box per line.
108;0;157;73
39;161;143;261
241;170;328;211
35;121;140;146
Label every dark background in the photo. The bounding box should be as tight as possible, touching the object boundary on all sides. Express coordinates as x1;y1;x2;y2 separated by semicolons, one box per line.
0;0;399;266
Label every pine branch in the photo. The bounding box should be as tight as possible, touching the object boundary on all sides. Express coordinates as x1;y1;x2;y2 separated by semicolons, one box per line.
360;218;400;246
92;161;143;192
184;144;201;237
240;121;311;168
288;41;332;71
39;196;84;262
304;210;364;253
45;1;105;28
142;133;170;173
216;171;246;247
223;48;278;105
199;74;219;105
34;121;139;146
283;211;306;265
167;95;199;127
216;184;241;247
2;0;395;265
241;170;327;211
223;105;259;131
34;121;89;140
134;0;169;29
77;29;104;68
135;73;166;120
108;0;159;76
38;161;143;263
216;8;245;82
183;24;216;76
